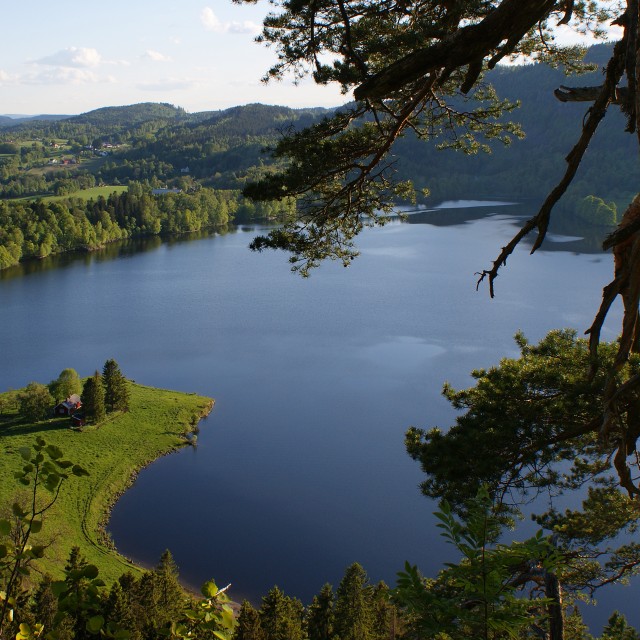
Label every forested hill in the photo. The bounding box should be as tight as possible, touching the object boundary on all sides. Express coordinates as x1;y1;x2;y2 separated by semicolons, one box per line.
394;43;637;217
0;43;636;224
0;102;331;199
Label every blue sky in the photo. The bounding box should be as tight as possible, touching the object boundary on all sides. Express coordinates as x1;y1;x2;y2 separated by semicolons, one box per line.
1;1;618;116
0;1;346;115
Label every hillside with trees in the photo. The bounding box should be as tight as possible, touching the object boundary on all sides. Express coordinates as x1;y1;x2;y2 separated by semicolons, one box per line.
0;44;636;225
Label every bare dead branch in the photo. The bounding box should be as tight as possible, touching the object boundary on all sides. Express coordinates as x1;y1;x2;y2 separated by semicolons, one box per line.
477;37;627;298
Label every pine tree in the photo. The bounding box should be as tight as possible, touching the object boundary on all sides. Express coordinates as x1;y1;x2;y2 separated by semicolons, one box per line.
31;576;59;633
134;550;185;638
102;358;130;412
307;584;335;640
600;612;640;640
259;586;304;640
81;371;105;423
334;564;375;640
371;582;399;640
104;581;140;640
153;549;184;619
234;600;266;640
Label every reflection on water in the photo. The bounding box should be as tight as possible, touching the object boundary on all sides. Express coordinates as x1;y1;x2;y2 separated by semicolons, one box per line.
0;225;236;282
404;200;613;256
361;336;447;372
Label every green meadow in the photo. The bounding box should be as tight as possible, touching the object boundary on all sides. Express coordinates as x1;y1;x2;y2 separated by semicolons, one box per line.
0;382;213;585
12;185;129;203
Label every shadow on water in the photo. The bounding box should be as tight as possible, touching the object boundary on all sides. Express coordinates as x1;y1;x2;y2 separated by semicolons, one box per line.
402;200;613;256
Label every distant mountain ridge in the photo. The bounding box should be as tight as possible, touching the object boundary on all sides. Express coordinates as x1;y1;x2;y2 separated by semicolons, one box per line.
0;113;71;126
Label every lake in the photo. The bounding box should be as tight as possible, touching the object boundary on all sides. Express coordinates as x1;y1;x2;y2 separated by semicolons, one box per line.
0;201;632;631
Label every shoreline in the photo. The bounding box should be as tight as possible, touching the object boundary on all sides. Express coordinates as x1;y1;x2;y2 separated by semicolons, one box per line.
0;382;215;585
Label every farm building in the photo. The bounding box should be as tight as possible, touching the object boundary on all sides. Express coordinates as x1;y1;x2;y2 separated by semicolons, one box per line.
54;394;82;416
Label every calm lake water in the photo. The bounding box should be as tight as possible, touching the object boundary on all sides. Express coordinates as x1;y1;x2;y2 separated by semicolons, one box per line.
0;201;633;631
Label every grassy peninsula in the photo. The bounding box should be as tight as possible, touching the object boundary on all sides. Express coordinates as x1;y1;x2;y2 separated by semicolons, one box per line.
0;381;213;585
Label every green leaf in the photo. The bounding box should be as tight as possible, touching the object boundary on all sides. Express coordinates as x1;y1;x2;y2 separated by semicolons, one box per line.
50;581;68;598
220;607;236;629
30;520;43;534
83;564;99;580
0;519;11;536
0;544;7;559
201;579;219;598
86;615;105;634
18;447;31;461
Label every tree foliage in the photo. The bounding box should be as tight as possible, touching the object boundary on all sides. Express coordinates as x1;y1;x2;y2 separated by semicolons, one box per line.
259;586;305;640
81;372;105;424
394;486;565;640
405;330;640;607
236;0;620;271
235;600;266;640
0;437;89;638
334;563;377;640
17;382;54;423
102;359;129;413
306;584;335;640
48;369;82;403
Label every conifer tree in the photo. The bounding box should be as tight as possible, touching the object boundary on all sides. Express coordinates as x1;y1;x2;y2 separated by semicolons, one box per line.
259;586;304;640
234;600;266;640
31;576;59;633
153;549;184;619
600;612;640;640
102;358;130;412
104;581;140;640
334;564;375;640
307;584;335;640
371;582;398;640
133;550;185;638
81;371;105;423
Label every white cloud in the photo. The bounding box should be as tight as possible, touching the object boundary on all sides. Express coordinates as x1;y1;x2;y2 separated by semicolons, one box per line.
23;67;100;85
201;7;223;31
36;47;102;68
144;50;172;62
201;7;261;35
